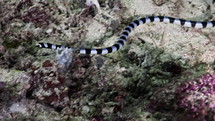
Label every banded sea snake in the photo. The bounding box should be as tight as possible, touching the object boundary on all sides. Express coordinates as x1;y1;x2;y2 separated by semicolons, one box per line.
36;16;215;54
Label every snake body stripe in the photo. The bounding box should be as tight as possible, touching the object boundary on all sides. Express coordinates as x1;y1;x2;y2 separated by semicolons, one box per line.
36;16;215;54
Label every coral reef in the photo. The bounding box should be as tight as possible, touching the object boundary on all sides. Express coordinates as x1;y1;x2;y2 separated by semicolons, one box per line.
176;74;215;120
20;6;50;27
148;72;215;121
28;60;69;111
0;0;215;121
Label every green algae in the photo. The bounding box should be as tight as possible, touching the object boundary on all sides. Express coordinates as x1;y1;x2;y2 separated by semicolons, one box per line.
2;38;21;49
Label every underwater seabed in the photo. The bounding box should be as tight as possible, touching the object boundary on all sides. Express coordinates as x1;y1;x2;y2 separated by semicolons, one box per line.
0;0;215;121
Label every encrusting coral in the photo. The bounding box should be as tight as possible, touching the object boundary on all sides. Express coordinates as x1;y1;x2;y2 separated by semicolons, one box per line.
176;74;215;120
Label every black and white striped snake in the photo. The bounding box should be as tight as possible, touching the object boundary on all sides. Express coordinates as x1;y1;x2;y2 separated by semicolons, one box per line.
36;16;215;54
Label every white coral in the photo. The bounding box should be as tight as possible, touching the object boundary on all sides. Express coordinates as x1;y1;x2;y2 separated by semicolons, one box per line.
86;0;101;10
9;103;27;114
56;48;73;73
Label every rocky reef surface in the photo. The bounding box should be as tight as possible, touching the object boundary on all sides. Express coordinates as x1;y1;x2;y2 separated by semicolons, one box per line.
0;0;214;121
